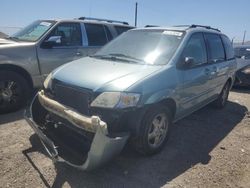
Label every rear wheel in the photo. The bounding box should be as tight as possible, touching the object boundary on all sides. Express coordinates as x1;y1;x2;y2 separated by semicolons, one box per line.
0;71;30;114
132;105;172;155
212;81;230;109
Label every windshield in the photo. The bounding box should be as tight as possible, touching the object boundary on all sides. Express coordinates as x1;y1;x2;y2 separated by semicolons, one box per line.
94;29;185;65
11;20;55;42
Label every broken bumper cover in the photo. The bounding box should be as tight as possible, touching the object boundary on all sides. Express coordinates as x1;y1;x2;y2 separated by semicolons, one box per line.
25;91;130;171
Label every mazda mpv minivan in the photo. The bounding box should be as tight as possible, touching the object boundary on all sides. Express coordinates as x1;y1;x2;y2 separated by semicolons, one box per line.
25;25;236;170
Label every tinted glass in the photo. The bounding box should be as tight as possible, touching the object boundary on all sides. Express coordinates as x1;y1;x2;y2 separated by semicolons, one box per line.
85;24;107;46
95;30;184;65
115;26;132;35
221;35;234;60
104;26;113;41
182;33;207;65
12;20;55;42
205;33;225;62
47;23;82;47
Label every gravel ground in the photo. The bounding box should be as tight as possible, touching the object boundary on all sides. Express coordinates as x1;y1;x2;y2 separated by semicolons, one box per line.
0;88;250;188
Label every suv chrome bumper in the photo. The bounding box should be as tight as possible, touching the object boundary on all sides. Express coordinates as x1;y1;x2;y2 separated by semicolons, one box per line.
25;91;129;170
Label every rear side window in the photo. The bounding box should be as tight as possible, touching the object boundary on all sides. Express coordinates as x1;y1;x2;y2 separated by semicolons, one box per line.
221;35;234;60
182;33;207;65
204;33;225;63
85;23;108;46
115;26;132;35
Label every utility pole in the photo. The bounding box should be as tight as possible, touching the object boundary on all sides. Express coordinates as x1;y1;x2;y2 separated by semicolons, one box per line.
242;30;246;45
135;2;138;27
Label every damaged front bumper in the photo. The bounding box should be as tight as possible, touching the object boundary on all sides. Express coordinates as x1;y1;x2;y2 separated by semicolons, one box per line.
25;91;130;171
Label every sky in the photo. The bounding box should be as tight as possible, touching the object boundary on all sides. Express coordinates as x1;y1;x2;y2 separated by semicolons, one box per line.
0;0;250;42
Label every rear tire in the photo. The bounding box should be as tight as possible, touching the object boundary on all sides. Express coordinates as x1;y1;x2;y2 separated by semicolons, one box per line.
0;71;30;114
212;81;230;109
132;104;172;155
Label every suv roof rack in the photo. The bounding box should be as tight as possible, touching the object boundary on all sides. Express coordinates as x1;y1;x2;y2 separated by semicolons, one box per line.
145;25;159;27
78;17;129;25
174;24;221;32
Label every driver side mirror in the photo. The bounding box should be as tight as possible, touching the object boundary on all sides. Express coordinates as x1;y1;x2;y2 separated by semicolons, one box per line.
41;36;61;49
184;57;195;67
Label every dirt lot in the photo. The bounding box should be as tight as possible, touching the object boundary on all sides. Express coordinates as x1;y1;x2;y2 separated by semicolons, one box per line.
0;88;250;188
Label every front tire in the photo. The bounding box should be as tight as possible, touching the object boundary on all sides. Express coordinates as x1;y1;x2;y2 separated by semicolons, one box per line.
132;105;172;155
0;71;30;114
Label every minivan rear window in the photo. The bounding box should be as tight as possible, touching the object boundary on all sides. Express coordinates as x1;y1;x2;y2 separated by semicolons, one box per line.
205;33;225;63
221;35;234;60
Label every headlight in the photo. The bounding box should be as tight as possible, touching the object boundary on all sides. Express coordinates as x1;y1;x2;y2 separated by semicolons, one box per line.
43;73;52;89
242;67;250;74
91;92;140;109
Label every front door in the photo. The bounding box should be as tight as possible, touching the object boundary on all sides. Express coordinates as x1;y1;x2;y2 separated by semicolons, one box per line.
37;22;83;76
178;33;211;116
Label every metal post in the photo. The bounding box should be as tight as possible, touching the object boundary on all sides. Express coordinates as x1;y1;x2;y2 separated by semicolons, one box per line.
242;30;246;45
135;2;138;27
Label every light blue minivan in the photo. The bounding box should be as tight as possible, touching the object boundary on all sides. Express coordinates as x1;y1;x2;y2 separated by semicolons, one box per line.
26;25;236;170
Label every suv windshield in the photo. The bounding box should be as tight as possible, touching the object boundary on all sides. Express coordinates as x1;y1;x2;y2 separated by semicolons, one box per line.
11;20;55;42
94;29;185;65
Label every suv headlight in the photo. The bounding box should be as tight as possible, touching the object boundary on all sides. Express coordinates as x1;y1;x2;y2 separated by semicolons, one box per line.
91;92;140;109
43;73;52;89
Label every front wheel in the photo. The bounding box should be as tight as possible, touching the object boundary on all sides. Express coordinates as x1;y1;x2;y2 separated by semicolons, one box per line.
0;71;30;114
132;105;172;155
212;81;230;109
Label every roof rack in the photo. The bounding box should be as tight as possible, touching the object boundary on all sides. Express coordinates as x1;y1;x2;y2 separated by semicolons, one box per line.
174;24;221;32
78;17;129;25
145;25;159;27
190;24;221;32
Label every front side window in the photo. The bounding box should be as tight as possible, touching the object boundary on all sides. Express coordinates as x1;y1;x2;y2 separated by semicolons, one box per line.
94;30;185;65
11;20;55;42
85;23;108;46
205;33;225;63
181;33;207;65
46;23;82;47
221;35;234;60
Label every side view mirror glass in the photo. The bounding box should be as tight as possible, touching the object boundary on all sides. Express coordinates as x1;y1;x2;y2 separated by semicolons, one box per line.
47;36;61;43
41;36;61;49
184;57;195;66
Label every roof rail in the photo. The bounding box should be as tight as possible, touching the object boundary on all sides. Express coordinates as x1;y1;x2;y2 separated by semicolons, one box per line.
189;24;221;32
173;24;221;32
78;17;129;25
145;25;159;28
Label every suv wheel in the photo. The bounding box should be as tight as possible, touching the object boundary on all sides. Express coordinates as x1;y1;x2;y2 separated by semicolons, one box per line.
212;81;230;109
132;105;172;155
0;71;30;114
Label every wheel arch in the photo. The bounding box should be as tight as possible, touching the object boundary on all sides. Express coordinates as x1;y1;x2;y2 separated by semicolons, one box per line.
0;64;33;88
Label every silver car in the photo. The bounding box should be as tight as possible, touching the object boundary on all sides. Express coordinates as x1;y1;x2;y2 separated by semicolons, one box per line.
0;17;133;113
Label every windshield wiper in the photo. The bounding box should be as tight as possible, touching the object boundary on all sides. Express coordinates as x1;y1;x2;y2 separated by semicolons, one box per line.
108;53;145;64
7;36;19;41
90;54;133;63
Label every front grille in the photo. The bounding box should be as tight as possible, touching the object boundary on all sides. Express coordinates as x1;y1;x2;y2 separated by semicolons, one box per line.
51;82;92;115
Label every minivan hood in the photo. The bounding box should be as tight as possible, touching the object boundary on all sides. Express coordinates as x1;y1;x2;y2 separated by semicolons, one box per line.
52;57;162;92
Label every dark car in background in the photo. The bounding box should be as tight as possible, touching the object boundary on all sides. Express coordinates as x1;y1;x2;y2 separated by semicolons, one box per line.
234;45;250;86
